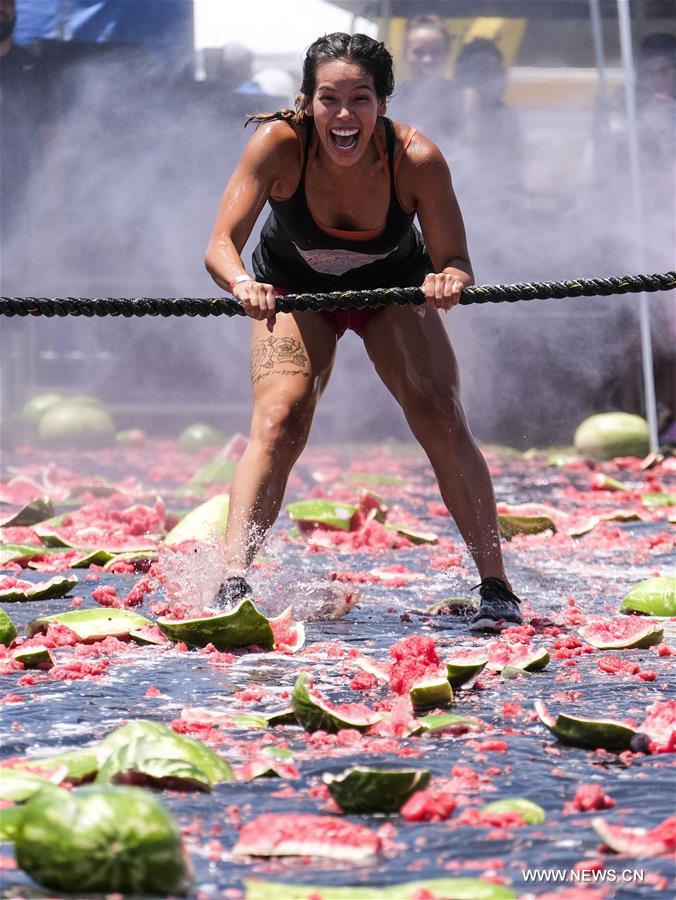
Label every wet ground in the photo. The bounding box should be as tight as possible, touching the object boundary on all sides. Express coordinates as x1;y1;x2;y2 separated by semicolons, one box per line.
0;441;674;898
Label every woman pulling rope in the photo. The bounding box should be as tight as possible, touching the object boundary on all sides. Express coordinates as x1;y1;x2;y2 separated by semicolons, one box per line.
205;32;521;631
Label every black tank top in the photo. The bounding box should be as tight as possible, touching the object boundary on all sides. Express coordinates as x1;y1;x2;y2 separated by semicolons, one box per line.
252;117;432;292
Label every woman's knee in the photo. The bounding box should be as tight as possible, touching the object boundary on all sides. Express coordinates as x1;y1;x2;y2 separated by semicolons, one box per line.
250;392;316;450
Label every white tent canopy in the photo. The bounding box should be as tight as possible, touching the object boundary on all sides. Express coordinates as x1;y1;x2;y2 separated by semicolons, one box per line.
194;0;378;72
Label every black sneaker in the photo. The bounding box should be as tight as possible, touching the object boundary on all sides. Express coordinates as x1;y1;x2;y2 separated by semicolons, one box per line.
212;575;252;609
469;577;523;632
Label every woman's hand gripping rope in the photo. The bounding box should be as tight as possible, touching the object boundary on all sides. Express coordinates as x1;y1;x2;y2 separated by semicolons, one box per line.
231;276;277;331
416;271;466;317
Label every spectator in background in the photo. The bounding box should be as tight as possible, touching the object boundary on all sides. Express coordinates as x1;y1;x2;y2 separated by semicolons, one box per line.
390;14;456;149
0;0;50;238
452;39;521;191
450;38;522;278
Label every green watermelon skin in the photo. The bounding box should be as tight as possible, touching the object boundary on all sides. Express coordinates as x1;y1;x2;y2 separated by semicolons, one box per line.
573;412;649;461
15;785;192;895
620;577;676;618
157;599;274;651
99;721;233;784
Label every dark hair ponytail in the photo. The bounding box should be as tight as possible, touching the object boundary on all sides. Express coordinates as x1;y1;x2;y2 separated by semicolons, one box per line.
246;32;394;127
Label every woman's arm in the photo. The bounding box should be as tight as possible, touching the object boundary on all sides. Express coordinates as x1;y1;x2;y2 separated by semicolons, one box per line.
205;121;299;319
400;133;474;309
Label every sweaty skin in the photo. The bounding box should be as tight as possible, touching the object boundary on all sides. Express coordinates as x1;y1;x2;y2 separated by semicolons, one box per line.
205;59;509;588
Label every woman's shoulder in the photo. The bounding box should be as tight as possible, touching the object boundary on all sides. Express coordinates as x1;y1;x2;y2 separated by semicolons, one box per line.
246;117;303;153
388;118;447;170
242;117;304;179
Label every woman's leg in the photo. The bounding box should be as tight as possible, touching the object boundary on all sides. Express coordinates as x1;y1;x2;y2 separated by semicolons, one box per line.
223;311;337;579
362;305;507;584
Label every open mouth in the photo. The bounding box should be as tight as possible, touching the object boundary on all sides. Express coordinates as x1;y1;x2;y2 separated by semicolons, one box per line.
329;127;360;152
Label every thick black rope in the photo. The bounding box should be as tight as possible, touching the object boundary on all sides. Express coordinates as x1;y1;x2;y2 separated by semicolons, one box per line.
0;271;673;318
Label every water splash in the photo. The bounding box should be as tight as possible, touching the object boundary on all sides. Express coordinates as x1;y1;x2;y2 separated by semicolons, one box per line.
152;542;226;613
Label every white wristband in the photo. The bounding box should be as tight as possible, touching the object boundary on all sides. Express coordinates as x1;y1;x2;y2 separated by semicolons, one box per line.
228;274;254;293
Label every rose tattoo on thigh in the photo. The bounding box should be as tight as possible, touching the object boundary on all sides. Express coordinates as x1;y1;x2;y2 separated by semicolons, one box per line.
251;335;309;385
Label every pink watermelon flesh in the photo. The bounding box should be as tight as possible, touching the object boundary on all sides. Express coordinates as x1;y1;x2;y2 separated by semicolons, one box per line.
234;813;381;861
487;641;547;670
268;609;303;653
638;700;676;753
309;688;380;724
580;618;663;648
593;815;676;859
448;648;487;661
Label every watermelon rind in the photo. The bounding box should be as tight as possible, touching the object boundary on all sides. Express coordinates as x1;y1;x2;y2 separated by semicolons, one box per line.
409;675;454;714
569;511;643;538
387;524;438;544
0;804;25;842
0;496;54;528
535;700;635;751
346;471;404;486
15;747;101;784
12;644;54;669
99;721;232;784
27;607;151;642
157;598;274;651
292;672;381;733
286;499;357;531
487;646;550;673
0;543;44;566
235;759;297;781
268;606;305;653
244;877;517;899
33;516;69;547
323;766;430;814
128;626;169;646
444;653;488;688
188;455;236;487
413;713;488;735
33;519;157;555
265;707;297;727
594;474;627;492
96;737;214;792
163;493;230;545
234;813;380;862
574;412;650;461
0;574;78;603
70;548;116;568
641;492;676;508
0;608;17;646
579;619;664;650
482;797;546;825
0;768;62;804
591;816;675;859
426;597;477;615
15;785;192;894
498;514;556;539
620;576;676;618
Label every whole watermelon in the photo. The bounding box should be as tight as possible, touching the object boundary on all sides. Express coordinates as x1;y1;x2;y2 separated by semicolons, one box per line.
574;412;649;461
19;393;63;425
178;423;225;453
38;403;114;448
15;785;192;895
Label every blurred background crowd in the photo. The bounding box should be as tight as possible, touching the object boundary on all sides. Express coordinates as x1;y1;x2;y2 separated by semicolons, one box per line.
1;0;674;447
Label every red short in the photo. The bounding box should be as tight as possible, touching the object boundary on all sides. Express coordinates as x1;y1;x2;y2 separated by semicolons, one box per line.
274;288;382;339
318;307;383;339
